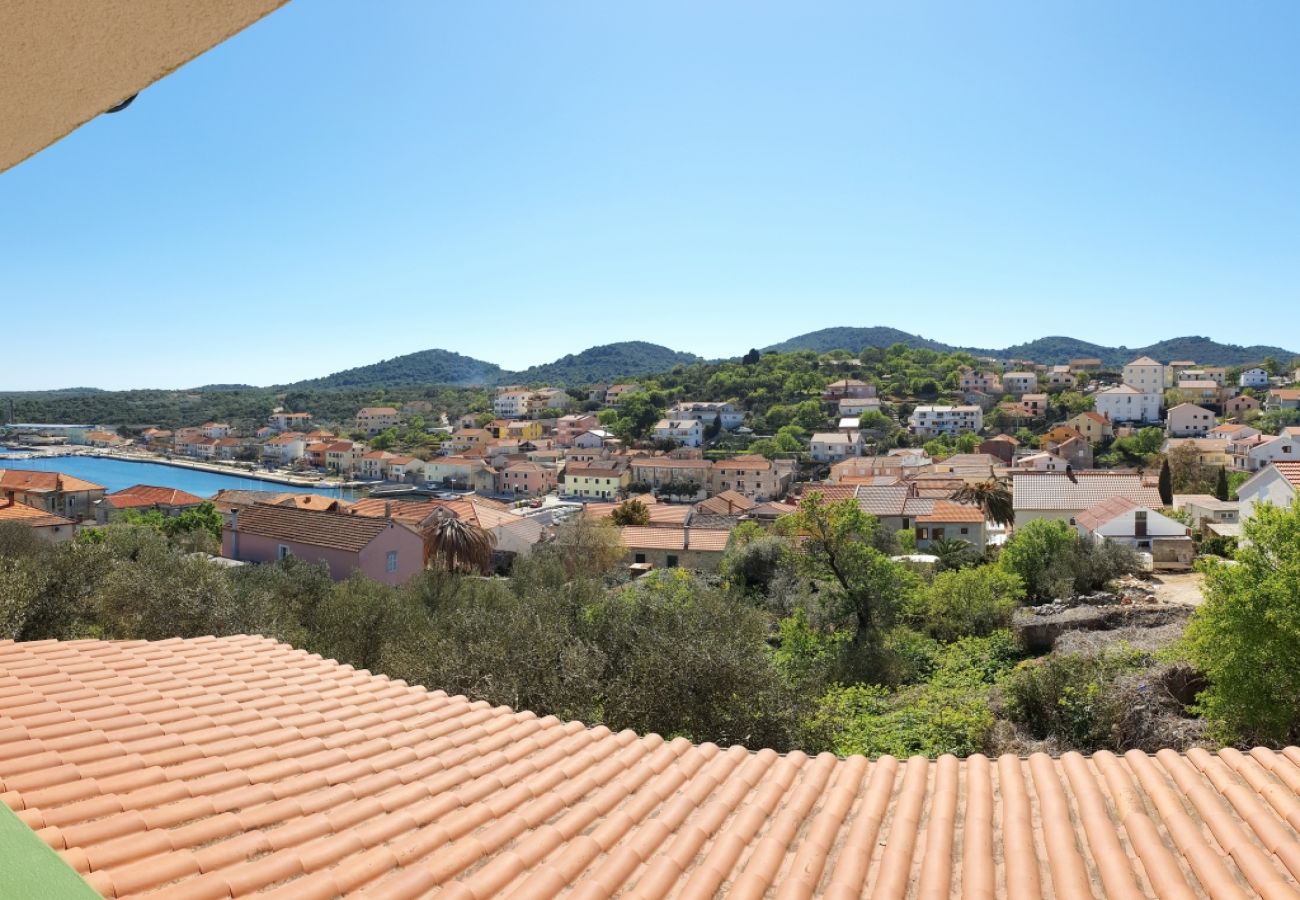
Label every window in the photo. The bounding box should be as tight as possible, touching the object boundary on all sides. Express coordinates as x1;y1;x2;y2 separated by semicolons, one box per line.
960;527;969;535
386;551;398;572
666;555;679;568
277;545;290;560
634;553;646;564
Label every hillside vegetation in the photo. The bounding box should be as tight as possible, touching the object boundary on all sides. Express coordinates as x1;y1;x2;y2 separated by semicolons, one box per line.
508;341;701;385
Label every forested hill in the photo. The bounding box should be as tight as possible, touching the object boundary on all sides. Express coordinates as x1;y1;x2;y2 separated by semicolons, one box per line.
508;342;701;385
287;350;503;390
771;328;1298;368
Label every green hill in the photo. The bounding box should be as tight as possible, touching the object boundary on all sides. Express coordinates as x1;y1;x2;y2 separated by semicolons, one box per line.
764;327;953;354
288;349;503;390
509;342;701;385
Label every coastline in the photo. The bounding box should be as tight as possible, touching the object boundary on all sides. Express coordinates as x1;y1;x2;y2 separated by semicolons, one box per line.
2;446;366;490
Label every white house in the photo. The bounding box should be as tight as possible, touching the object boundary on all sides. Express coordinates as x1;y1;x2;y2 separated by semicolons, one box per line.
666;402;745;431
493;390;533;419
1074;496;1194;568
1165;403;1216;438
1234;431;1300;472
810;432;863;463
1237;462;1300;525
1239;367;1270;389
572;429;615;450
838;397;883;417
1122;356;1166;398
907;405;983;438
1011;472;1164;527
652;419;705;448
1013;451;1071;472
1002;372;1038;395
1095;385;1161;424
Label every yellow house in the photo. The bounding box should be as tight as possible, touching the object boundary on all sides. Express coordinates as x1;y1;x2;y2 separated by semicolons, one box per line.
504;420;544;441
1066;411;1114;445
562;460;630;500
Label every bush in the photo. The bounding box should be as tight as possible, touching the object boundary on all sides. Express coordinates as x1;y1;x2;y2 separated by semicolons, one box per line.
907;566;1024;642
1000;647;1151;750
999;519;1140;602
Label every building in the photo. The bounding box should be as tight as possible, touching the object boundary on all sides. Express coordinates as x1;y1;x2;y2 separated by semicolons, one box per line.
356;406;400;435
666;401;745;431
95;484;205;524
1094;385;1161;424
1074;496;1194;568
1165;403;1216;437
555;414;600;446
423;455;494;491
571;429;615;450
629;456;712;500
358;450;400;481
199;422;231;439
1162;438;1231;470
1269;388;1300;410
907;405;983;438
1239;367;1271;388
1010;471;1164;527
324;440;364;475
1173;494;1240;532
268;411;312;432
1065;411;1114;444
852;484;987;551
385;456;425;483
958;369;1002;394
7;631;1298;899
979;434;1019;466
0;468;106;520
562;459;629;500
810;431;863;463
620;527;731;571
1232;431;1300;472
492;390;533;419
261;432;306;465
445;428;492;454
822;378;875;401
1224;394;1262;416
0;497;76;542
604;383;641;405
838;396;883;417
1018;393;1048;417
1238;461;1300;525
1014;451;1071;472
710;455;791;500
1001;372;1038;395
652;418;705;448
1208;422;1258;442
1044;367;1077;390
1069;357;1103;370
1177;380;1222;407
1122;356;1166;397
497;461;557;497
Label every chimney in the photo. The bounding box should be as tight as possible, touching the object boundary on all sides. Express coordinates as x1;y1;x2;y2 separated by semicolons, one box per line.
229;507;240;559
384;501;393;518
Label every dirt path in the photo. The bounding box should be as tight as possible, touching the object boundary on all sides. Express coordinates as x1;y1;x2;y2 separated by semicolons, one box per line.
1147;571;1207;607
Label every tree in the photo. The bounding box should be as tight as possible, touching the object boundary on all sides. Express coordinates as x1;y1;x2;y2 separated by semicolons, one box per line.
949;479;1013;527
1215;466;1230;502
610;499;651;527
1158;456;1173;506
1183;500;1300;744
929;537;980;571
742;348;761;366
998;519;1079;601
546;516;626;579
907;567;1024;642
423;513;495;573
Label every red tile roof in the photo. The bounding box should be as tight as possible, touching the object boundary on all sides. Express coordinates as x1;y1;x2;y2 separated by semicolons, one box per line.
0;469;105;494
5;637;1300;897
103;485;205;509
1274;461;1300;488
230;504;414;552
0;499;75;528
619;526;732;552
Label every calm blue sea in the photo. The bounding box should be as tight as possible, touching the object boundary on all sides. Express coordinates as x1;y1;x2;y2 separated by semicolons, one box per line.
0;454;355;499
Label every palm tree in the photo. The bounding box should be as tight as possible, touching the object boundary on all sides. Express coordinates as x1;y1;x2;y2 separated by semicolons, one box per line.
930;537;978;571
423;512;496;573
949;478;1014;527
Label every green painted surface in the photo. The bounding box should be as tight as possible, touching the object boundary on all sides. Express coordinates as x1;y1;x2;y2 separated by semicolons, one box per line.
0;802;99;899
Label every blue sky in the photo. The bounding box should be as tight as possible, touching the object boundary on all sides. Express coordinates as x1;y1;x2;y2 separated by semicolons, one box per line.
3;1;1298;390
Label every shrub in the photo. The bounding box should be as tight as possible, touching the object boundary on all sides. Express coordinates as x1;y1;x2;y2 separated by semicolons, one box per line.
907;566;1024;642
998;519;1140;602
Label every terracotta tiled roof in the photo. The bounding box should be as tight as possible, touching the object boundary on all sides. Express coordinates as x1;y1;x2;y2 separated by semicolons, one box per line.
918;500;986;524
103;485;205;509
1274;461;1300;488
0;469;105;494
585;502;692;526
1012;472;1163;511
0;499;75;528
7;637;1300;898
1074;495;1141;531
272;494;353;513
230;504;411;553
855;484;910;516
620;526;733;552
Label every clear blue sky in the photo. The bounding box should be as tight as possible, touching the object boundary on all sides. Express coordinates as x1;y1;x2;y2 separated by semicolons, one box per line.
3;1;1298;390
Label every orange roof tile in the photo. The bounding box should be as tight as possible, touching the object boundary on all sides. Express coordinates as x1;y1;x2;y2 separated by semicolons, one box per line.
103;485;205;509
4;637;1300;897
0;499;75;528
0;469;104;493
619;526;732;551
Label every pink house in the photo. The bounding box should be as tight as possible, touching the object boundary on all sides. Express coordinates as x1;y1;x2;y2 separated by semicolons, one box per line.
555;414;600;447
497;461;558;497
223;503;425;585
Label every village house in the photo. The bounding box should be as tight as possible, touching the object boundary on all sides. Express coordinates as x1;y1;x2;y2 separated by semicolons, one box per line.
1176;380;1222;407
1010;471;1163;527
1237;461;1300;525
268;411;312;432
604;383;642;405
1239;367;1271;388
838;396;883;417
261;432;306;465
629;457;712;500
82;430;125;448
1040;426;1094;469
400;400;434;416
0;469;107;521
200;422;231;439
1014;451;1071;472
501;420;545;442
958;369;1002;394
709;455;791;500
1018;393;1049;417
853;484;987;552
1122;356;1166;398
652;418;706;448
444;428;492;454
1163;438;1231;470
356;406;400;435
1044;367;1076;390
810;431;863;463
1224;394;1261;417
978;434;1019;466
1164;361;1199;387
95;484;205;524
1094;384;1161;424
1173;494;1240;533
1232;431;1300;472
212;437;244;461
1165;403;1216;437
386;456;425;483
223;504;424;585
666;401;745;431
822;379;876;402
571;429;616;450
492;389;533;419
620;526;732;572
358;450;400;481
176;435;218;459
1208;422;1259;442
562;459;630;500
0;494;77;541
907;405;984;438
139;427;172;447
1065;411;1114;444
555;414;600;446
1069;357;1103;371
1001;372;1038;395
1074;496;1194;569
305;442;330;468
423;456;495;491
324;441;364;475
497;460;557;497
1268;388;1300;410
